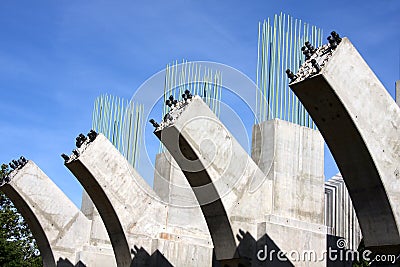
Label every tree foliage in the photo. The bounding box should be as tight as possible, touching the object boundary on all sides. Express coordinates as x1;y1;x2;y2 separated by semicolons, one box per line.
0;164;42;266
352;239;370;267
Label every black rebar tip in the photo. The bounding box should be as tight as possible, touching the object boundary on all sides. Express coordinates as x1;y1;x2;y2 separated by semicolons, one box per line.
149;119;159;128
9;161;16;170
182;93;188;101
87;130;98;142
20;156;27;164
327;36;337;49
184;89;193;99
72;149;79;157
311;59;321;73
302;47;311;60
286;69;297;82
12;160;19;168
169;95;174;101
79;133;87;142
305;41;316;54
76;133;86;148
331;31;342;43
163;113;173;122
165;99;172;107
61;153;70;161
172;99;178;106
17;158;24;166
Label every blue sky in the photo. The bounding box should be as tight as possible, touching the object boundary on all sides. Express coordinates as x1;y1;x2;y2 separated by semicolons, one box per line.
0;0;399;207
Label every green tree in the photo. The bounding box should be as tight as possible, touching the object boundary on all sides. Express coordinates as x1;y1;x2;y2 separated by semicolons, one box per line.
0;164;42;266
352;239;370;267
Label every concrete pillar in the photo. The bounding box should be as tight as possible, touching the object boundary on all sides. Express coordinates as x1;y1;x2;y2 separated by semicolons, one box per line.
153;152;210;235
0;161;92;266
79;191;116;266
252;119;327;266
66;134;213;267
155;97;326;266
252;119;325;225
290;37;400;252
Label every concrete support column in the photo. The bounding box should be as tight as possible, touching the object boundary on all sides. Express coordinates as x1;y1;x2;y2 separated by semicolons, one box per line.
290;38;400;251
155;97;326;266
66;134;213;267
0;161;92;266
252;119;327;266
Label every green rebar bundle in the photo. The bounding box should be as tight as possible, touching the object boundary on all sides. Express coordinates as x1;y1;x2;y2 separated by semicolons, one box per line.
256;13;323;129
159;60;222;152
163;60;222;118
92;94;144;168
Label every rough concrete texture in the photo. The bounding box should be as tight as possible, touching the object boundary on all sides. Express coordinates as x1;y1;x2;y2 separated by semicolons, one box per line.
0;160;92;266
79;191;117;266
155;96;326;266
252;119;325;225
290;37;400;251
153;152;210;234
81;190;116;248
66;134;213;267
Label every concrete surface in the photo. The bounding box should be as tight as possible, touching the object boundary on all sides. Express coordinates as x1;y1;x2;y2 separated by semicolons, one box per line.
0;160;92;266
155;96;327;266
290;37;400;252
66;134;213;267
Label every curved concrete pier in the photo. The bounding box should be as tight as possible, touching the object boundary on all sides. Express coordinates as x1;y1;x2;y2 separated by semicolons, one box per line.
66;134;213;267
154;97;327;267
0;161;92;266
290;37;400;251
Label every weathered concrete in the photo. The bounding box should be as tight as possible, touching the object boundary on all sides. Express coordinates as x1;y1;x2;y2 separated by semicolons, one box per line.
79;191;117;266
155;97;327;266
153;152;210;234
252;119;325;225
290;37;400;251
66;134;213;267
0;160;92;266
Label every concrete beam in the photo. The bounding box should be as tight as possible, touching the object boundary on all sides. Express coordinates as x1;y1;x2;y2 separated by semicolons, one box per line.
154;97;274;260
154;98;328;266
66;134;159;266
290;37;400;251
0;161;91;266
66;134;213;266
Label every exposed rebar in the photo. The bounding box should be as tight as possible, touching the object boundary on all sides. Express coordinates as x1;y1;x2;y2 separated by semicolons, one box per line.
256;13;322;129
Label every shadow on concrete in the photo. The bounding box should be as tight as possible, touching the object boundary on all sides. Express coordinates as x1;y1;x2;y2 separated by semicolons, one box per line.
215;229;294;267
130;245;173;267
57;258;86;267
